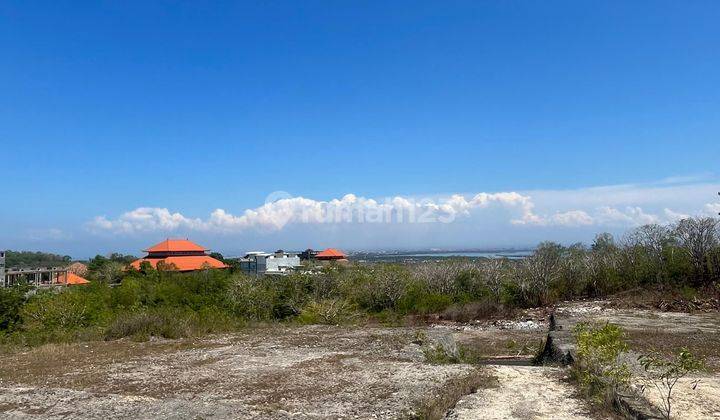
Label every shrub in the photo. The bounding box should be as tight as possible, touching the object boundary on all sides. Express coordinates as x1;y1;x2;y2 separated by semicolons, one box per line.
111;278;142;309
21;285;111;333
104;308;194;341
343;265;410;312
573;323;631;405
0;285;30;333
396;281;453;315
440;299;511;323
226;276;278;321
296;299;359;325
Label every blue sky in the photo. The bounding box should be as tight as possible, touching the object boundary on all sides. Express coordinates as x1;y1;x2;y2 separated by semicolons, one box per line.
1;1;719;258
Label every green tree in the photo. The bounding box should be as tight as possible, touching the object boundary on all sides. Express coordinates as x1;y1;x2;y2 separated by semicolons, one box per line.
0;285;30;332
4;250;71;268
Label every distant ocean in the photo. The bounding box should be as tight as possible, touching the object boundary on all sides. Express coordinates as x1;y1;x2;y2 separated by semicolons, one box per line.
369;250;532;260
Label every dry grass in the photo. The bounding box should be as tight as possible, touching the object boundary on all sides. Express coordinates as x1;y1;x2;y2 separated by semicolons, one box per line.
0;325;493;418
0;337;217;387
607;284;720;313
409;367;497;420
454;330;547;359
626;329;720;373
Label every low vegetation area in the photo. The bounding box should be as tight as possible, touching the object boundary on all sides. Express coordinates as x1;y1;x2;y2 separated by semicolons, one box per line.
572;323;632;407
571;322;707;419
1;217;719;349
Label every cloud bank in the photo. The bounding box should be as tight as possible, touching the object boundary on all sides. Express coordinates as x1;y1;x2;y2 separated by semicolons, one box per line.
87;179;720;236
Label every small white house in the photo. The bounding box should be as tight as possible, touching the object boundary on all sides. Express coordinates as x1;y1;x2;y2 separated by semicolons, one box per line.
236;250;301;275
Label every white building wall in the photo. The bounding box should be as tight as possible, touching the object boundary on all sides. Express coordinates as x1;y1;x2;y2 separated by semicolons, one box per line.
265;254;301;274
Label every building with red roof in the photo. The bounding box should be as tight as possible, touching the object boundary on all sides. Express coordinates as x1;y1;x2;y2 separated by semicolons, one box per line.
315;248;348;261
57;271;90;285
130;239;228;272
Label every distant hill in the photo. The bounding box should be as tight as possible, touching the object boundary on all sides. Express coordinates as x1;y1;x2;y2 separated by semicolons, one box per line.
3;250;72;269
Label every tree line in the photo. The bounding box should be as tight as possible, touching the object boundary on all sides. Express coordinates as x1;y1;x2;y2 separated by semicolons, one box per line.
0;216;718;345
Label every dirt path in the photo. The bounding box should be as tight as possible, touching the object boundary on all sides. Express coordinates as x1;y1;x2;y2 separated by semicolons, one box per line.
447;365;597;420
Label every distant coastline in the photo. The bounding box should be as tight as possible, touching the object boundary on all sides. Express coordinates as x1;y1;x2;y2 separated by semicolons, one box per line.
351;249;533;261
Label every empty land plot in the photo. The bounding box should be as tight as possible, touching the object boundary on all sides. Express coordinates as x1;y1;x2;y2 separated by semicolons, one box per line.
0;325;495;419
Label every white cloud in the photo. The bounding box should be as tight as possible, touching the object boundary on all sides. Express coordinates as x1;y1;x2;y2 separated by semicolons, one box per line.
705;203;720;217
88;208;204;234
664;208;691;222
593;206;660;226
87;192;539;234
548;210;595;227
86;178;720;236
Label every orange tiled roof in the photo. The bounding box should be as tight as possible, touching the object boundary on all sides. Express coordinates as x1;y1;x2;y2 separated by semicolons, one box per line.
130;255;228;271
58;272;90;285
316;248;347;258
144;239;209;253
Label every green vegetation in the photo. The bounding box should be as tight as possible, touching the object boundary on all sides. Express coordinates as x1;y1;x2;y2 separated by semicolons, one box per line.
572;324;706;419
3;250;71;268
296;299;360;325
1;217;718;348
0;284;31;331
639;349;704;420
86;253;137;283
572;323;632;406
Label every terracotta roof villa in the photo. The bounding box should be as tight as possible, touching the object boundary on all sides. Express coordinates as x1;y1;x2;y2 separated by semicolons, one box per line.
130;239;228;272
315;248;348;261
58;271;90;285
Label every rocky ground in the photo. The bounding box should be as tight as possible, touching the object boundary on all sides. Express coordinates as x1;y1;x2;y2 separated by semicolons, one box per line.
0;315;594;420
0;326;485;419
556;300;720;419
1;303;717;419
447;365;595;420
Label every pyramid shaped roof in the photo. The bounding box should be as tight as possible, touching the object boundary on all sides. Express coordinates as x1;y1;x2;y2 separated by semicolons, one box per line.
144;239;208;253
316;248;347;258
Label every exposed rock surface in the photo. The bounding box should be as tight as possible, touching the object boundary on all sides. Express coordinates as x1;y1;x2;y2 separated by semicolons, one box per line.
555;301;720;419
0;326;490;419
446;365;595;420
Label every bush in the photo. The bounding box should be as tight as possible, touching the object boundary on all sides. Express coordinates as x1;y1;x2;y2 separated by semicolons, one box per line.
440;299;512;323
296;299;359;325
21;285;111;333
396;281;453;315
4;216;720;348
573;323;631;405
226;276;278;321
105;308;193;341
0;285;30;333
111;278;142;309
343;265;410;312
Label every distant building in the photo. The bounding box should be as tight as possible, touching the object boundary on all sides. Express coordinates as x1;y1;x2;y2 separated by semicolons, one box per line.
57;272;90;285
3;266;89;288
0;251;5;287
234;250;301;275
315;248;348;262
299;249;318;261
129;239;228;272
